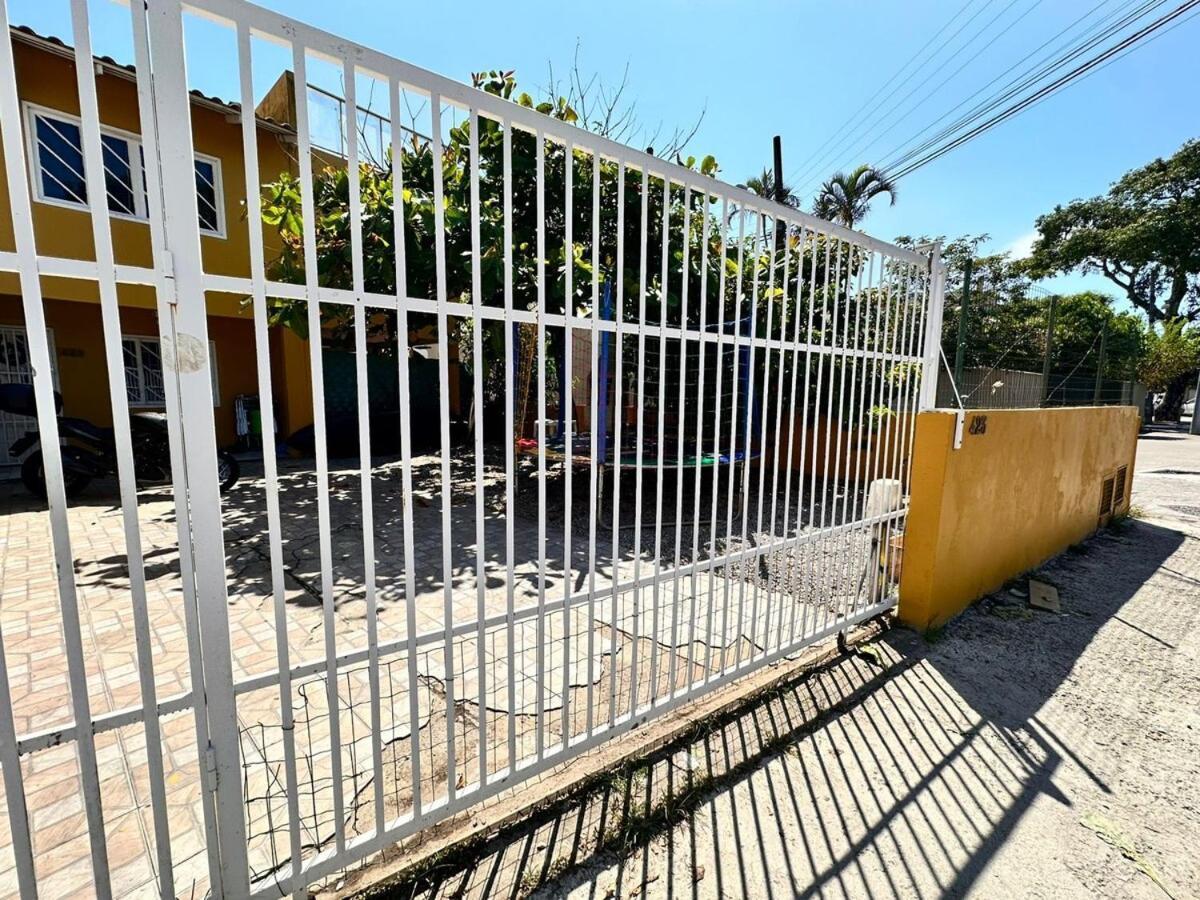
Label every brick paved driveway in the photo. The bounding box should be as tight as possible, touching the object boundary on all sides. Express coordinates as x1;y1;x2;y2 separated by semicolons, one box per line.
0;452;873;897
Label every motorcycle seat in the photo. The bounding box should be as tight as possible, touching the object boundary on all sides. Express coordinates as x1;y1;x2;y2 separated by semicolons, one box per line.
60;417;112;444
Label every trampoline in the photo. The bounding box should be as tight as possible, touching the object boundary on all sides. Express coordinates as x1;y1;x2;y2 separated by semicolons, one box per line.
513;283;763;527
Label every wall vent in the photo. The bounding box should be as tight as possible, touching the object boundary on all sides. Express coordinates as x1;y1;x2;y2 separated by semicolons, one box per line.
1099;475;1116;526
1114;465;1128;510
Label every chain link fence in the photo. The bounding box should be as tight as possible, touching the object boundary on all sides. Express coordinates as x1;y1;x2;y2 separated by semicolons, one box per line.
935;260;1147;412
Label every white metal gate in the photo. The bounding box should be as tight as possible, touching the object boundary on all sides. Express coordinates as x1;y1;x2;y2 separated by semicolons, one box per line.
0;0;946;896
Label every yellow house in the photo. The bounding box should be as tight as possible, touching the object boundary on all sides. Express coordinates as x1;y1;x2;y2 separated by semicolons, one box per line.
0;25;316;452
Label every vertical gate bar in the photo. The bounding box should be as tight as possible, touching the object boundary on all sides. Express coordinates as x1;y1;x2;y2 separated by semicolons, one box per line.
734;212;762;670
889;256;918;603
387;76;424;814
585;150;600;737
761;226;791;654
827;242;861;624
870;252;899;613
705;197;729;679
0;630;33;898
502;121;518;770
289;41;347;854
874;260;909;608
0;0;114;885
852;253;886;616
799;228;829;644
864;256;895;612
649;176;669;705
342;58;387;836
667;185;690;697
235;21;304;891
809;236;838;639
749;214;778;657
468;107;488;788
628;166;648;716
881;260;915;607
68;1;175;893
878;260;912;607
919;245;945;410
688;190;712;690
535;130;548;760
145;2;251;890
128;2;224;885
607;161;626;729
428;95;458;800
841;250;869;529
889;262;925;592
561;141;574;748
720;209;746;678
0;24;41;877
784;227;816;647
835;251;870;621
817;239;847;635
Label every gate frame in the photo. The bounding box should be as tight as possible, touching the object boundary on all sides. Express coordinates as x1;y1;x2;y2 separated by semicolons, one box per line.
142;2;252;894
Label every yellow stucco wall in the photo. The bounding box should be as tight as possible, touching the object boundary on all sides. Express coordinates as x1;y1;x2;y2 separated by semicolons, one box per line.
898;406;1140;630
0;35;297;296
0;297;260;446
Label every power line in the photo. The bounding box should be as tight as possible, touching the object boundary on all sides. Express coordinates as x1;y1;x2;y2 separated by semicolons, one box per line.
875;0;1137;171
878;0;1169;174
783;0;984;190
800;0;1053;193
788;0;1019;193
888;0;1200;180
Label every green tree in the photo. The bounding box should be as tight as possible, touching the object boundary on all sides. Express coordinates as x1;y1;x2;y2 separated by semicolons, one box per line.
741;167;801;209
257;69;881;429
1138;321;1200;407
1027;139;1200;326
813;164;897;230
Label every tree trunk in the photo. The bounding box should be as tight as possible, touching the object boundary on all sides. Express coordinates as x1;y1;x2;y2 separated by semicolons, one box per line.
1157;370;1190;422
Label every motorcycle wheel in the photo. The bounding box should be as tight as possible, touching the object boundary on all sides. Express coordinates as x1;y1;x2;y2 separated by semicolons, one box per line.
20;450;92;499
217;450;240;493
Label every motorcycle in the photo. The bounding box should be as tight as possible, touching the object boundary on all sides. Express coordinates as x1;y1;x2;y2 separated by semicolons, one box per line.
0;383;239;499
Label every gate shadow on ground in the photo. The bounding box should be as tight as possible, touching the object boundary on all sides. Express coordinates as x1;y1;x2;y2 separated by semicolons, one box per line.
343;517;1185;900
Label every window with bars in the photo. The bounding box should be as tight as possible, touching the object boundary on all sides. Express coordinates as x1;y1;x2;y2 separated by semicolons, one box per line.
122;335;219;407
25;104;225;237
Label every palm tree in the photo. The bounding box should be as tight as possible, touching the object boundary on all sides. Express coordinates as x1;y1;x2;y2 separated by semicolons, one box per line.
813;164;897;230
741;167;801;209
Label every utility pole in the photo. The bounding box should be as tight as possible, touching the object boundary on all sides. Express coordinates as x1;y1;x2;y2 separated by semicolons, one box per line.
1092;319;1108;404
1040;295;1058;406
953;257;973;391
772;135;785;253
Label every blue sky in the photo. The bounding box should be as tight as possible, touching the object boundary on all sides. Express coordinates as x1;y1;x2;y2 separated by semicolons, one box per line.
13;0;1200;311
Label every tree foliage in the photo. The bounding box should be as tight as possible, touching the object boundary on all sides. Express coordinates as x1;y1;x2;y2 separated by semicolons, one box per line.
1027;139;1200;324
1138;321;1200;393
899;234;1148;381
813;165;897;230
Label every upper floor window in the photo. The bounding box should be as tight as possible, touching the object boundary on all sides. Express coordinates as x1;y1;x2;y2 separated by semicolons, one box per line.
25;103;225;238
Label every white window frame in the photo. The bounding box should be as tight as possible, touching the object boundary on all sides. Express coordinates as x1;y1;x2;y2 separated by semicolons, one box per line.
23;101;227;239
122;333;219;408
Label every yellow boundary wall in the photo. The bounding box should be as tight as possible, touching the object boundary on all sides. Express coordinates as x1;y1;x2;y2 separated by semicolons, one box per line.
898;406;1140;630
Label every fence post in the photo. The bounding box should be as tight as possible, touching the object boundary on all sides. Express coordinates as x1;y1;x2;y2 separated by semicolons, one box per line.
919;243;946;409
1092;319;1108;404
1040;294;1058;406
143;2;250;895
953;256;972;391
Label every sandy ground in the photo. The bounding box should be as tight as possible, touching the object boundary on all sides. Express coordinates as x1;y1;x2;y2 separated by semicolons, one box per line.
362;428;1200;900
